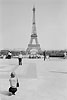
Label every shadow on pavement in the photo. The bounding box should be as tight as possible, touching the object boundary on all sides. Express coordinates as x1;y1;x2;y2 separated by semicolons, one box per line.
0;90;12;96
49;70;67;74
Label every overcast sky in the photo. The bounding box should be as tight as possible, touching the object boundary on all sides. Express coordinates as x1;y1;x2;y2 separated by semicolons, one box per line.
0;0;67;50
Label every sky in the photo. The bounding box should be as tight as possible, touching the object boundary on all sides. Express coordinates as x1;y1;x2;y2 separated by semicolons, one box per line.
0;0;67;50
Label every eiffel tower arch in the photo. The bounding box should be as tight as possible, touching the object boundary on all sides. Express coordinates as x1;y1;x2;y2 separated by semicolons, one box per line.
26;6;42;54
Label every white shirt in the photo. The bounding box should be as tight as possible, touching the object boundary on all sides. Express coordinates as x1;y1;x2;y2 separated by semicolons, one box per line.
9;77;17;88
8;52;12;56
19;54;22;58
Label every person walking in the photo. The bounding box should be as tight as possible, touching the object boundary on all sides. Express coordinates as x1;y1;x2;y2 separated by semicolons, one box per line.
9;72;19;95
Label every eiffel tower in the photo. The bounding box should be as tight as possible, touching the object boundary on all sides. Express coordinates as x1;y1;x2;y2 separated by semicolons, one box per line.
26;6;42;54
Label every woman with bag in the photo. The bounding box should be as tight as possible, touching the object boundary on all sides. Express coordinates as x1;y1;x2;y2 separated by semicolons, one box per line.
9;72;19;95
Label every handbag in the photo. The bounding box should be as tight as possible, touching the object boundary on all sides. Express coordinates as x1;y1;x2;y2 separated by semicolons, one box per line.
17;79;19;87
17;82;19;87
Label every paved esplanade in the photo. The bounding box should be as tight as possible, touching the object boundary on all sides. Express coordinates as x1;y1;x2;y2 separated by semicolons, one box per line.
0;58;67;100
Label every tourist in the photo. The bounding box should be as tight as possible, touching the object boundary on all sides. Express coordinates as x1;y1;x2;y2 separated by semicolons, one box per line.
18;53;22;65
6;52;12;59
43;51;46;61
9;72;19;95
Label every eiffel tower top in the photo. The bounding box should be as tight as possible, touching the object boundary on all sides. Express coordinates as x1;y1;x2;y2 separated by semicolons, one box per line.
32;6;35;24
31;6;37;37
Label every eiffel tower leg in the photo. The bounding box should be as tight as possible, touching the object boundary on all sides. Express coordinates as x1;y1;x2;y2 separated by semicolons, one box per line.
36;37;38;44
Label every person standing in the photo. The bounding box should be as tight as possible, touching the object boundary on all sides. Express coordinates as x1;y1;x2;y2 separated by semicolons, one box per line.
18;53;23;65
9;72;19;95
43;51;46;61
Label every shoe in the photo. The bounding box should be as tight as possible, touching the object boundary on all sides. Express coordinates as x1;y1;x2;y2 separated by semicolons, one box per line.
12;93;15;95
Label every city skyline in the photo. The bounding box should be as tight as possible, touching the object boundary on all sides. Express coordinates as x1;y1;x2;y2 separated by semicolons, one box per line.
0;0;67;50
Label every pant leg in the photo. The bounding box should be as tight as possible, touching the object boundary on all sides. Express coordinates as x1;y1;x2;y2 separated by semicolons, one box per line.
9;87;17;94
19;58;22;65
